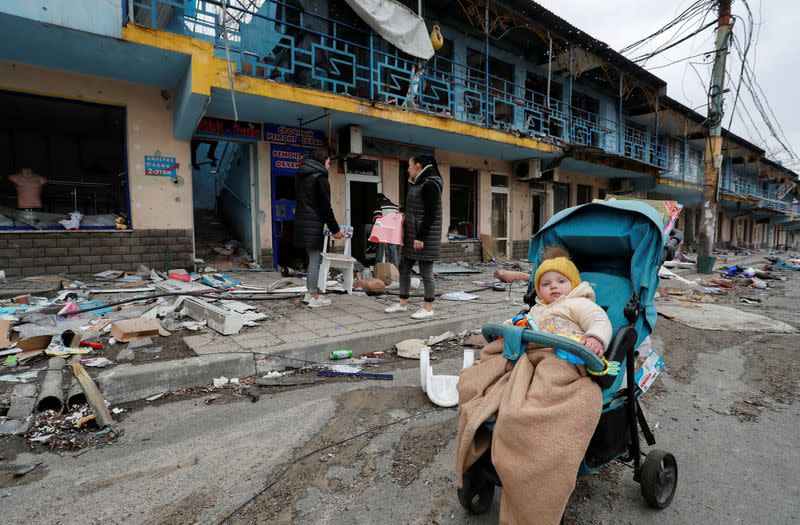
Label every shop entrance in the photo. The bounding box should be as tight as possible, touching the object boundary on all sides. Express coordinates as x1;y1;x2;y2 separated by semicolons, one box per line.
0;90;128;230
346;158;381;264
191;138;260;268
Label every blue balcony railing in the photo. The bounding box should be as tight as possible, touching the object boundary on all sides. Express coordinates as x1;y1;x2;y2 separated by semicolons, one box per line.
129;0;668;168
662;156;704;185
722;175;794;213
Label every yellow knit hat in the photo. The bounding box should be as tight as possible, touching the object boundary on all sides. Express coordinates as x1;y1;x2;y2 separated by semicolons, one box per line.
533;246;581;298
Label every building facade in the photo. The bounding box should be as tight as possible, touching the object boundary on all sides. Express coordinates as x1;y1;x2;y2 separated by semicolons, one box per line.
0;0;796;277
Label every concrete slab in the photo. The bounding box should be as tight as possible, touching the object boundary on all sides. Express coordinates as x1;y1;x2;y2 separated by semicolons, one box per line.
0;279;61;299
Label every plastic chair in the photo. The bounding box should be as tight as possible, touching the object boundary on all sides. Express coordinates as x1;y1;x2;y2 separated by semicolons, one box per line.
318;232;355;294
420;348;475;408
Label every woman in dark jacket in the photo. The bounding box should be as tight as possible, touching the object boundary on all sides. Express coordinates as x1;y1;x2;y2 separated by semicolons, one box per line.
294;148;343;308
384;153;442;320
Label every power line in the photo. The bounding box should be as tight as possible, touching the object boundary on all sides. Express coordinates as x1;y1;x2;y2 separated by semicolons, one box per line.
620;0;715;55
630;20;718;63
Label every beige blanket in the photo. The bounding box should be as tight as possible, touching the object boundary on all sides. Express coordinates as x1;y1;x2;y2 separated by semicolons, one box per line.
456;339;601;524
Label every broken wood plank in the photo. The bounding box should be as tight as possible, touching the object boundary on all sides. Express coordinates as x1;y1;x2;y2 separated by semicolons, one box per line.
68;356;114;430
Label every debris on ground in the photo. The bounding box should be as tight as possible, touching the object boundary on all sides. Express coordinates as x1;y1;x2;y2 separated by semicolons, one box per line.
24;403;118;450
395;339;429;359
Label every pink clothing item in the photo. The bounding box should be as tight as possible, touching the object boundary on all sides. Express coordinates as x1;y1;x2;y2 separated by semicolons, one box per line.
369;212;404;245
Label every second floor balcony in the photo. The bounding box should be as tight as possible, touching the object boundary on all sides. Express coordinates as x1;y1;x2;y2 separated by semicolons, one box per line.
130;0;668;169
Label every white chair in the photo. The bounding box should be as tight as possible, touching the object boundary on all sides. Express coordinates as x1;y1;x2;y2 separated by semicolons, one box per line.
420;348;475;408
317;232;355;294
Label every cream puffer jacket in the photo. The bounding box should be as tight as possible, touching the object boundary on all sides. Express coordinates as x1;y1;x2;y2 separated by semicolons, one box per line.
528;281;613;350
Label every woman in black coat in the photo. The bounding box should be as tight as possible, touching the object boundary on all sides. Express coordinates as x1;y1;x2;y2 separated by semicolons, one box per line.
384;153;443;320
294;148;343;308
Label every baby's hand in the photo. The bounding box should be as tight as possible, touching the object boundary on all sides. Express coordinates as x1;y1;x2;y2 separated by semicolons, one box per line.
581;336;604;356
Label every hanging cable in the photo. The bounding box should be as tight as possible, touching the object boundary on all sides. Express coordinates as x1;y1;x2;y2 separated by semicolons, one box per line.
220;0;240;121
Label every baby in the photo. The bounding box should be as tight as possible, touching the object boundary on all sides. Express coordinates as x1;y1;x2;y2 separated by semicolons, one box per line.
526;245;612;356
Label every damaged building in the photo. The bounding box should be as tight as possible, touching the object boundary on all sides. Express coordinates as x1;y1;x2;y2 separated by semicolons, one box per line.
0;0;797;278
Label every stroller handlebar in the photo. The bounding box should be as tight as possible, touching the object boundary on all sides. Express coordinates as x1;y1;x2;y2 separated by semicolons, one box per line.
481;324;607;372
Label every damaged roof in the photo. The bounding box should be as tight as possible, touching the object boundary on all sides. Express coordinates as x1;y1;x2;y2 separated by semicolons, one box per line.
503;0;667;92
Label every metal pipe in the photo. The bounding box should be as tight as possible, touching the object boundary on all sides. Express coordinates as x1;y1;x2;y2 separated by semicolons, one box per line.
484;0;490;128
220;0;239;121
546;31;552;107
67;377;87;408
36;357;66;413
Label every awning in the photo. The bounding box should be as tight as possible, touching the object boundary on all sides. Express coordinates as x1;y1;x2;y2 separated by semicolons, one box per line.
344;0;434;60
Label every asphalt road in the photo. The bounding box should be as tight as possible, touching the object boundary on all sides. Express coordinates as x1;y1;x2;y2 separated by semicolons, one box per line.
1;271;798;524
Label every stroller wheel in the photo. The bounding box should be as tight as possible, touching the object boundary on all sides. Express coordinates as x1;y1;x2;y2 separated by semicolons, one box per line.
458;471;495;514
640;449;678;509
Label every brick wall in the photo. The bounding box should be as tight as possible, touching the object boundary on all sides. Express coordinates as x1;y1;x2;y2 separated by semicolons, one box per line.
439;240;482;263
512;240;529;260
0;229;193;277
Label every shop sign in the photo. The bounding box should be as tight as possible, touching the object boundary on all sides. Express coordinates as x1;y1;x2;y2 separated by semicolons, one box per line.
264;123;325;148
270;145;307;177
195;117;262;141
145;153;179;177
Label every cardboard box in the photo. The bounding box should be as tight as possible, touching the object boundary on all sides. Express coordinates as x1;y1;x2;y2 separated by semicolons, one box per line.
111;318;163;342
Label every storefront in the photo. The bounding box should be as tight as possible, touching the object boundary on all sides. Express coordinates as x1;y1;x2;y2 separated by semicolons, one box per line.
0;61;194;277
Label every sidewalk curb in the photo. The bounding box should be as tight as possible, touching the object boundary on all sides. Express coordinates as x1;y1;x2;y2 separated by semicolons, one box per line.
97;354;256;404
95;306;520;403
256;307;519;364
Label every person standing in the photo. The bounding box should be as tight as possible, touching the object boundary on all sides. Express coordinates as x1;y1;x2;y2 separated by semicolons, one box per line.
294;148;344;308
384;154;442;319
372;193;400;268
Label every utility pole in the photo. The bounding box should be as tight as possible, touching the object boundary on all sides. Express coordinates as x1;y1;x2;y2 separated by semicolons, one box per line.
698;0;733;269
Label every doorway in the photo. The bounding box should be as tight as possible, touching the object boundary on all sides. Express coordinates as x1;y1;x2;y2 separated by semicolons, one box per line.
449;167;478;237
345;158;381;264
531;194;543;235
491;174;510;258
191;139;259;268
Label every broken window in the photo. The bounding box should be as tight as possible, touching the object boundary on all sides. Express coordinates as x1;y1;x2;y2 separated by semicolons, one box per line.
449;167;477;238
525;73;564;137
571;92;601;147
422;38;454;113
465;50;515;125
0;90;128;230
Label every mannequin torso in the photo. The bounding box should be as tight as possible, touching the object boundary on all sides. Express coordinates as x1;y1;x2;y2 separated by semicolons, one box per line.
9;168;47;209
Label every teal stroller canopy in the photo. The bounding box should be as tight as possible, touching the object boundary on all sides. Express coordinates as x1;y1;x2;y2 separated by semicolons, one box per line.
527;199;667;345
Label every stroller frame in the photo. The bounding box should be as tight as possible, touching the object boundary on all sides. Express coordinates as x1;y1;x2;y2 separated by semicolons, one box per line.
458;200;680;516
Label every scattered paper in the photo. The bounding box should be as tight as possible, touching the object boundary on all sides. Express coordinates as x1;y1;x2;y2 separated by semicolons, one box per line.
80;357;113;368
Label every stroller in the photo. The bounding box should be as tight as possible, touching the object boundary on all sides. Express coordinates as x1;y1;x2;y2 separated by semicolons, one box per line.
458;199;680;516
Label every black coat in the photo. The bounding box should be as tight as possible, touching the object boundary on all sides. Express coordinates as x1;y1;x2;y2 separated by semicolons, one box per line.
403;166;443;261
293;159;339;250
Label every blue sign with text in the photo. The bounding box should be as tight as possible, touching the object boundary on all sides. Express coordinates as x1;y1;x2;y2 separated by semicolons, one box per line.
144;155;179;177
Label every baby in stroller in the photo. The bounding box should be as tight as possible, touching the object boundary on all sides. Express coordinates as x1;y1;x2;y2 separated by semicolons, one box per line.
527;245;611;357
456;246;611;524
456;199;680;524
